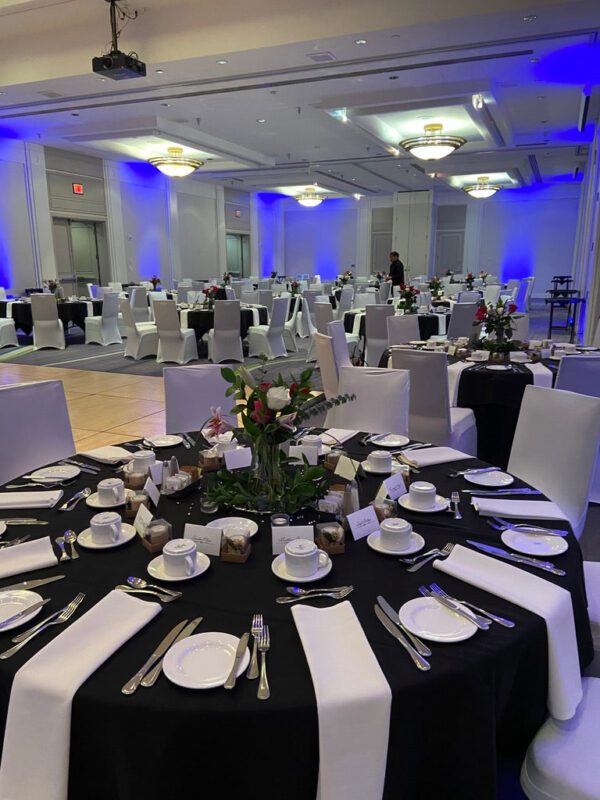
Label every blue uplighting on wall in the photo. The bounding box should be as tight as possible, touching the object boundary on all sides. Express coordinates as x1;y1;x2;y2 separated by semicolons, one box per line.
534;43;600;86
255;193;285;277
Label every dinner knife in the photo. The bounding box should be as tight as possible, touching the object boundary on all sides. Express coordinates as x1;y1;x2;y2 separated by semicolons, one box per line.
224;631;250;690
0;519;48;526
462;488;541;496
466;540;566;576
422;588;490;630
374;605;430;671
121;618;189;695
140;616;203;687
0;597;50;629
0;575;65;592
376;595;432;656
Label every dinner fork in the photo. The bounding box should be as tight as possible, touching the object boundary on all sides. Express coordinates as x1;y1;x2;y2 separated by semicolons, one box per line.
489;517;568;537
4;479;75;489
404;542;454;573
257;625;270;700
451;491;462;520
276;587;354;604
0;592;85;658
247;613;263;680
429;583;515;628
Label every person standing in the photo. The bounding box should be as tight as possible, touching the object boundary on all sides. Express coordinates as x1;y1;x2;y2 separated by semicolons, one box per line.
387;251;405;286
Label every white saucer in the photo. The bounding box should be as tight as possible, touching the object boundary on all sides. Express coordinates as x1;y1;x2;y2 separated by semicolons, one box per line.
398;494;450;513
367;530;425;556
367;433;410;448
207;517;259;537
485;365;510;371
0;522;6;536
398;597;477;643
85;489;135;509
271;552;332;583
145;435;183;448
464;470;514;487
0;590;44;631
466;356;488;363
501;530;568;557
408;340;427;346
29;465;80;482
147;552;210;582
77;523;137;550
361;459;403;475
577;346;600;352
163;632;250;690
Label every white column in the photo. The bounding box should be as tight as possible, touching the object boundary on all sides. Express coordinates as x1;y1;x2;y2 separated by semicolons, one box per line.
23;142;55;284
463;200;484;273
250;192;259;277
102;160;128;284
215;185;227;276
355;198;371;277
393;190;434;282
164;181;179;289
577;125;600;343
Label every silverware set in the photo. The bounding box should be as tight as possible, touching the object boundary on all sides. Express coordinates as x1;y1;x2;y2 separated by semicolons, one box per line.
461;488;541;496
486;517;568;537
245;612;270;699
466;540;566;576
53;531;79;561
115;579;182;603
57;487;91;512
59;459;101;475
448;466;501;478
0;534;31;549
0;592;85;659
5;478;77;489
398;542;454;572
247;613;262;678
276;586;354;604
0;519;48;526
450;491;462;520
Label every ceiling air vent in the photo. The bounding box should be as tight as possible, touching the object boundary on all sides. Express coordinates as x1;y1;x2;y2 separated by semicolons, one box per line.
37;91;63;99
307;52;337;63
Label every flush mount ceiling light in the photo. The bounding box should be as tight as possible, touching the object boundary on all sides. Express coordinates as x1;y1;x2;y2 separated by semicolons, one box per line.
296;187;324;208
463;176;502;199
399;123;466;161
148;146;203;178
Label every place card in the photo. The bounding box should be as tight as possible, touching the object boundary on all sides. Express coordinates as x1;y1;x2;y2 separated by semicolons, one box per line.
148;462;163;485
143;477;160;507
133;503;153;536
272;524;314;555
224;447;252;470
346;506;380;541
184;523;222;556
447;345;457;357
289;445;319;465
383;472;408;501
374;482;388;502
334;455;360;482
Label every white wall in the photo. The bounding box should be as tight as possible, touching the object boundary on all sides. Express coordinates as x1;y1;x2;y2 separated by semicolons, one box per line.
177;190;220;279
0;140;38;293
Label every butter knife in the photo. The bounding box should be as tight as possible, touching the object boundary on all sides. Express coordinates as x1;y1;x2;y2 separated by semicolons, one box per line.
0;575;65;592
0;597;50;629
0;519;48;525
141;617;203;687
466;540;566;576
462;488;541;495
224;632;250;690
376;595;432;656
419;586;490;629
121;619;189;695
374;605;430;671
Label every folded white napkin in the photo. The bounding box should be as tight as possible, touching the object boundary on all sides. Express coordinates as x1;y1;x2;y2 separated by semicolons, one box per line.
322;429;359;445
435;314;447;336
200;429;235;446
407;446;472;467
0;537;58;579
525;362;553;388
0;591;160;800
292;602;391;800
0;490;63;510
434;544;581;719
352;312;364;336
179;308;189;327
77;446;134;464
472;498;568;521
84;301;94;317
447;361;474;406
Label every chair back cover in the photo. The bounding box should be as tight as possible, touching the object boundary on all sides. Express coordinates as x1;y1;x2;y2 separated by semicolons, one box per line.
390;349;451;444
268;297;288;334
101;292;119;320
257;290;273;313
513;280;529;312
108;282;123;293
483;285;501;305
555;356;600;397
153;300;181;334
225;286;236;300
387;314;420;345
314;333;339;399
177;287;190;304
447;303;478;339
325;366;409;435
337;286;354;318
456;291;481;304
31;294;58;322
365;304;395;366
241;290;259;306
210;300;243;363
327;320;352;371
86;283;97;299
164;366;231;434
379;281;391;303
314;303;334;335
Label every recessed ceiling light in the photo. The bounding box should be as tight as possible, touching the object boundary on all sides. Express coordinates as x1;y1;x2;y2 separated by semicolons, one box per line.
161;103;171;107
256;118;266;123
95;78;105;83
71;112;80;117
352;178;357;181
537;95;545;100
216;59;228;65
354;38;367;45
540;119;547;124
389;76;398;81
523;14;537;22
530;57;539;63
155;69;164;74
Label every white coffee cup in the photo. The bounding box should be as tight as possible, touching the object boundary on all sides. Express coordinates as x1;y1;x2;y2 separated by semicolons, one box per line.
409;481;437;510
300;434;323;452
380;517;412;549
97;477;126;505
131;449;156;474
162;538;197;577
215;440;236;456
366;450;393;472
90;511;122;544
284;539;330;578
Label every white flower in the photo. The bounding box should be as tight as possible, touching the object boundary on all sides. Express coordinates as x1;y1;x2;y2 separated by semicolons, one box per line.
237;366;256;389
266;386;291;410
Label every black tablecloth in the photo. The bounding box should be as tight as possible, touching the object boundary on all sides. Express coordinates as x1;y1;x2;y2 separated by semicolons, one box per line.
0;301;103;336
184;307;267;340
0;433;591;800
344;310;441;341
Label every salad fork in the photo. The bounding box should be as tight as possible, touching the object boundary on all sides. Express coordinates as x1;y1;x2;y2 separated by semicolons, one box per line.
451;491;462;520
0;592;85;658
276;587;354;604
404;542;454;572
257;625;270;700
247;613;263;680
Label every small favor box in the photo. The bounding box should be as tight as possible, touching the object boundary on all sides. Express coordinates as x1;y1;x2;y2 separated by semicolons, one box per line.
180;465;201;482
140;518;173;554
124;492;150;520
199;450;223;472
315;521;345;555
220;529;252;563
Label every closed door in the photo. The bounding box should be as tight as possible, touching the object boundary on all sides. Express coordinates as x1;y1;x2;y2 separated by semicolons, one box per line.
371;232;392;274
226;233;250;277
435;231;464;273
52;219;108;295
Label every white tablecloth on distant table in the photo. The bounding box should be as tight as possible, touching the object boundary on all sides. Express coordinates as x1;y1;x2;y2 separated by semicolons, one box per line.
0;537;58;579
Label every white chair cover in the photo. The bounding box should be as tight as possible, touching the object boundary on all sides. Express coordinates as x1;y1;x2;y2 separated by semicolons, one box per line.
0;288;7;301
247;297;288;359
86;283;98;299
513;279;529;312
298;292;317;339
119;299;158;360
130;287;150;324
314;333;339;399
85;292;122;346
314;302;334;335
164;365;232;434
154;300;198;365
447;303;478;339
387;314;420;345
241;290;259;306
483;285;501;305
108;282;123;293
283;295;300;351
257;290;273;314
0;318;18;348
0;381;75;484
328;319;352;372
207;300;243;363
325;366;409;434
379;282;391;303
336;286;354;320
31;294;64;350
365;304;394;366
225;286;236;300
456;291;481;303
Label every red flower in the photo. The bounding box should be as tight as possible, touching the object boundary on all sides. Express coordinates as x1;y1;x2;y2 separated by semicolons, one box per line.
476;306;487;322
399;283;406;290
250;400;274;425
289;382;298;394
259;382;273;392
300;386;311;395
508;302;517;314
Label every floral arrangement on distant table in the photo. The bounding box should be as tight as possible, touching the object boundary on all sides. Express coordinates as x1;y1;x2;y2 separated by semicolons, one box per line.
202;284;220;309
222;272;231;285
150;275;161;290
289;280;300;296
44;279;58;292
339;270;353;285
479;270;489;282
428;276;443;298
464;272;475;290
473;299;519;352
270;270;278;280
396;284;420;313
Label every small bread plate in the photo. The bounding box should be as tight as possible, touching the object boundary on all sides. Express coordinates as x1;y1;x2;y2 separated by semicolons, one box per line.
485;364;510;371
77;523;137;550
0;590;44;631
271;552;332;583
367;433;410;448
163;632;250;690
144;435;183;448
500;530;568;557
464;470;514;487
86;489;135;509
398;494;450;513
398;597;477;643
207;517;259;537
367;530;425;556
147;552;210;582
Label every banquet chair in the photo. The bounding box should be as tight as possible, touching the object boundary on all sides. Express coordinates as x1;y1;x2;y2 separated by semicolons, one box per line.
247;297;288;359
177;287;191;304
257;290;273;315
365;304;395;366
324;366;410;435
258;279;270;290
336;285;354;320
446;303;478;339
85;292;122;346
513;279;529;312
164;365;231;434
503;279;520;302
0;287;6;301
456;291;481;303
583;561;600;675
310;303;359;363
130;287;150;324
0;380;75;485
523;277;536;311
231;282;245;300
387;314;420;345
207;300;243;363
0;316;18;348
31;294;65;350
86;283;98;299
241;290;259;306
379;281;391;303
417;291;432;307
313;332;339;399
593;319;600;347
298;292;317;339
149;291;168;320
507;385;600;538
120;300;158;360
153;300;198;365
390;349;477;454
283;295;300;352
483;285;501;305
225;286;236;301
512;313;530;341
327;319;353;371
108;281;123;293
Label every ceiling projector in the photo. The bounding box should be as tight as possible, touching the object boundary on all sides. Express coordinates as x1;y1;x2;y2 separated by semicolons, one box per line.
92;0;145;80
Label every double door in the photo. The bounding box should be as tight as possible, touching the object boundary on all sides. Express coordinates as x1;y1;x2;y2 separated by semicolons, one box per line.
52;218;109;296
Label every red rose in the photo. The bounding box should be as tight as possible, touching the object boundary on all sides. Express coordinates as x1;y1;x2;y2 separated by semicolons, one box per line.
300;386;311;395
259;382;273;392
476;306;487;322
508;302;517;314
250;400;274;425
289;382;298;394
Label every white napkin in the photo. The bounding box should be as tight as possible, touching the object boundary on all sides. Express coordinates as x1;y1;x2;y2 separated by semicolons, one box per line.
0;537;58;579
352;312;364;336
435;313;447;336
322;429;359;445
447;361;474;406
525;362;553;388
0;591;160;800
180;308;189;327
200;429;235;446
0;490;63;510
84;301;94;317
292;602;391;800
472;498;569;521
77;446;134;464
434;544;581;719
407;446;472;467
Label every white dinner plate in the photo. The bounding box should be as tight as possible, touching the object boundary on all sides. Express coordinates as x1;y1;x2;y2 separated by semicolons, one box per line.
466;356;488;363
500;530;569;557
85;489;135;509
163;632;250;690
77;523;137;550
145;435;183;448
408;340;427;346
29;465;80;482
464;470;514;487
398;597;478;643
148;552;210;582
367;530;425;556
485;365;510;371
0;522;6;536
360;459;404;476
271;552;332;583
206;517;259;537
577;346;600;352
0;590;44;631
367;433;410;448
398;494;450;513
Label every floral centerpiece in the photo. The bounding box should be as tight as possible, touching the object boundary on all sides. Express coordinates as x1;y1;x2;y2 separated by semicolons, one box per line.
479;270;489;283
150;275;161;290
222;272;231;285
445;269;454;278
202;284;220;309
428;276;443;298
473;299;519;353
396;284;420;313
204;363;354;512
339;270;353;285
289;280;300;296
270;270;278;280
464;272;475;290
44;279;63;300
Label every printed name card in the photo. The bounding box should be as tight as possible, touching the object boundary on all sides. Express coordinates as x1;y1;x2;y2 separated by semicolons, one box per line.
224;447;252;471
289;445;319;466
133;503;154;536
184;523;222;556
383;472;408;501
143;478;161;507
148;462;163;485
447;345;457;357
272;524;314;555
346;506;380;541
334;455;360;482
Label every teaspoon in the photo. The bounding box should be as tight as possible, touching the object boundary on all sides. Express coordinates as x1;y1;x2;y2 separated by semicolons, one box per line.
127;576;181;598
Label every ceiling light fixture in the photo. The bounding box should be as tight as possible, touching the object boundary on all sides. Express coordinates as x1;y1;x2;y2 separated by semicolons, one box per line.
216;59;228;64
463;176;502;199
256;118;267;123
523;14;537;22
354;38;367;45
472;93;484;110
155;69;164;74
296;187;324;208
399;123;466;160
353;193;363;200
148;146;203;178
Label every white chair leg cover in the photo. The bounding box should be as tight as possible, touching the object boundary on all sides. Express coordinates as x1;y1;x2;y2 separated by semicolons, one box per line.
125;327;158;359
33;319;65;350
157;330;198;364
0;319;18;348
164;366;232;434
85;316;122;346
314;333;339;399
520;677;600;800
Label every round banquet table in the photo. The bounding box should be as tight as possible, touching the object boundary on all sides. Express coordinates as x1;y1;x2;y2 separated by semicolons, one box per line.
0;300;103;336
344;310;442;341
184;306;267;340
0;433;592;800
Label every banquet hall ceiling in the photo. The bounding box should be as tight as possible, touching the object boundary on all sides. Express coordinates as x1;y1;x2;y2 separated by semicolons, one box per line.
0;0;598;198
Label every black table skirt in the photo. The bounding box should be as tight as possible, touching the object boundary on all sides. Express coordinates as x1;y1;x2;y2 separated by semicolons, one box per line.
344;311;440;341
0;301;103;336
0;432;591;800
185;307;268;340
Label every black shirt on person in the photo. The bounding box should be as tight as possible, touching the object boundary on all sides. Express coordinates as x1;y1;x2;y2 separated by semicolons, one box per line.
388;258;405;286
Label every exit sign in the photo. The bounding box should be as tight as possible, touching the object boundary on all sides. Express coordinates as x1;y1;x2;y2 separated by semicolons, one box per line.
234;209;241;218
72;183;84;195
